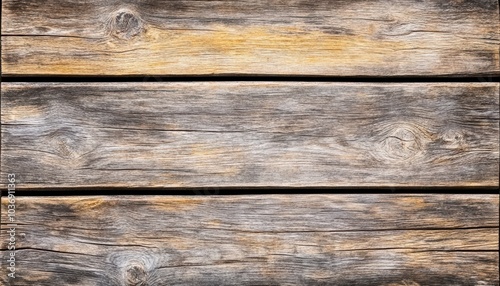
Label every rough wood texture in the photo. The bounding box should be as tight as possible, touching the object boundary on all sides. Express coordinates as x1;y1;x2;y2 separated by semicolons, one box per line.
1;0;499;76
1;82;498;188
0;194;498;285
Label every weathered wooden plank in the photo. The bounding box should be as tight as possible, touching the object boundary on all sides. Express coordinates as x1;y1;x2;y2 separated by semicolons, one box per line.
1;82;498;188
1;0;499;76
0;194;498;285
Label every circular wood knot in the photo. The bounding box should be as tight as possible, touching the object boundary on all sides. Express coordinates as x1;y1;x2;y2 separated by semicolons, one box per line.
376;123;429;163
110;10;143;39
48;128;83;159
125;264;147;286
45;126;98;167
440;129;466;149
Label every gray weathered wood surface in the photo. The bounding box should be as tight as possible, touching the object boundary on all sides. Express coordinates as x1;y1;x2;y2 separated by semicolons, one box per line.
1;82;498;188
0;194;498;285
2;0;499;76
1;1;498;285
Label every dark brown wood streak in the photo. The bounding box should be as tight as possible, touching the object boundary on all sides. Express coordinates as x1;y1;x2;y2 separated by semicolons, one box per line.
1;82;498;189
1;0;499;76
0;194;498;285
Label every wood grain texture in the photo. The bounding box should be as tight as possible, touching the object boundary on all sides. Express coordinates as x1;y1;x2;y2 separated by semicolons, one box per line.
1;82;498;188
1;0;499;76
1;194;498;286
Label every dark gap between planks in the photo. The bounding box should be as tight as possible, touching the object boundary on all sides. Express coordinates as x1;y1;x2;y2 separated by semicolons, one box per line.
1;75;499;83
2;187;498;196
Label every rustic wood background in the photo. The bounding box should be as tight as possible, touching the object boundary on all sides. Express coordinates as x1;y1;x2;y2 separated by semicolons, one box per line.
1;0;499;285
1;195;498;285
1;0;499;76
1;82;498;188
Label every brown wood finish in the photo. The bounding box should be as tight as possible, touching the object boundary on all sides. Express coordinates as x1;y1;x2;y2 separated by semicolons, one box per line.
1;1;499;285
2;0;499;76
1;82;498;189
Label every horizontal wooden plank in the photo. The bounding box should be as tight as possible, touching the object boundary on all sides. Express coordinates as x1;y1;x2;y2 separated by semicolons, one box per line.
1;194;498;285
1;82;498;188
1;0;499;76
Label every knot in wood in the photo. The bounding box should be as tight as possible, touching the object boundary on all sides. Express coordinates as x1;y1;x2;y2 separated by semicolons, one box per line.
48;128;82;159
110;10;143;39
376;123;429;163
45;125;98;168
440;129;466;149
125;264;147;286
